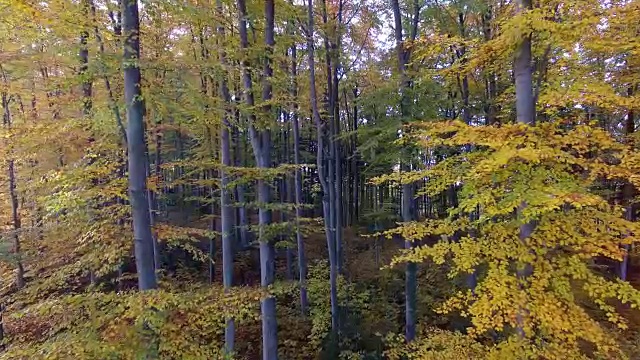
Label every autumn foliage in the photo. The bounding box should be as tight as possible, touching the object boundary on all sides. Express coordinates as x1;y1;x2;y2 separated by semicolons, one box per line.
0;0;640;359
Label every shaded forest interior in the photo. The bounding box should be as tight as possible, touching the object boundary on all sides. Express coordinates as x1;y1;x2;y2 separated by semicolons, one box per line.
1;0;640;359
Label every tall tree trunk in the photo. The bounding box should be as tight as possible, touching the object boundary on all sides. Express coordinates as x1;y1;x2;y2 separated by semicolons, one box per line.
237;0;277;357
391;0;420;342
321;0;341;340
514;0;535;337
216;0;236;351
352;88;359;224
280;119;293;280
322;0;341;336
309;0;339;335
123;0;157;291
291;42;309;314
329;0;344;274
259;3;277;357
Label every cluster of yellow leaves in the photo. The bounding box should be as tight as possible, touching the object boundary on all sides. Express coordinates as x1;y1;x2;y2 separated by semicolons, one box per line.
384;329;488;360
383;120;640;358
2;286;262;360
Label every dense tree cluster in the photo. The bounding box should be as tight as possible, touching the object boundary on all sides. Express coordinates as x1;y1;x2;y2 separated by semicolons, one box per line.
0;0;639;359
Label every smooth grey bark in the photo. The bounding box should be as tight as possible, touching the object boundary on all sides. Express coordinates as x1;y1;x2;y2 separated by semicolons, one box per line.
259;3;277;358
327;0;344;274
233;125;249;249
290;41;309;314
237;0;277;357
514;0;535;337
309;0;339;334
320;0;340;337
279;124;293;280
391;0;420;342
216;0;235;352
220;84;236;353
514;0;535;124
122;0;157;291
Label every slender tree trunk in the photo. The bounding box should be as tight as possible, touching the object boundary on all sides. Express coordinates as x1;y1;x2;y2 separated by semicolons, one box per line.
320;0;340;339
309;0;339;335
153;117;163;268
391;0;420;342
216;0;236;351
237;0;277;357
352;89;359;224
514;0;535;337
291;42;309;314
279;118;293;280
259;4;277;358
233;119;249;249
329;1;344;274
209;169;217;284
1;83;25;289
123;0;157;291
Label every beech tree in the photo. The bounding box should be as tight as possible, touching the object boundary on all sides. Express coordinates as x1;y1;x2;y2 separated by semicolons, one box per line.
123;0;156;291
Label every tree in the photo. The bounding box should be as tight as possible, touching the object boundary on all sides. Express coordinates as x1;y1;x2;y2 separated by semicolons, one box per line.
390;0;421;342
216;0;235;352
2;0;640;359
123;0;157;291
290;38;309;315
307;0;339;337
236;0;278;357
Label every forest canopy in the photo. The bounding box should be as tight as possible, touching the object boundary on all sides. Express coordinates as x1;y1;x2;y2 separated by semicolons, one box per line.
0;0;639;359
